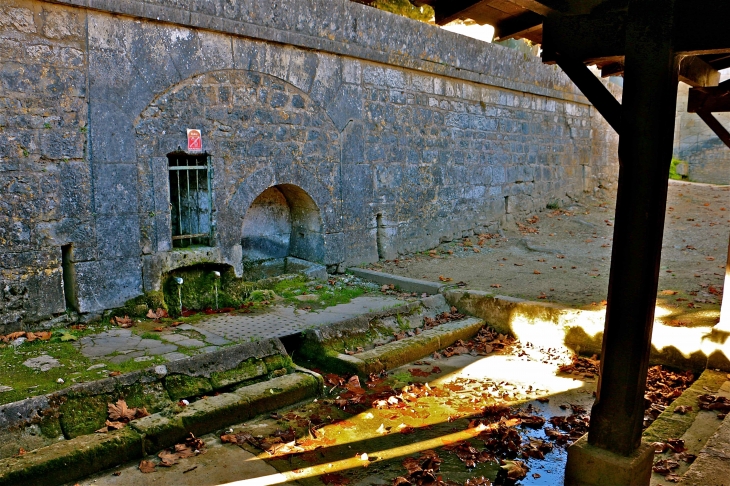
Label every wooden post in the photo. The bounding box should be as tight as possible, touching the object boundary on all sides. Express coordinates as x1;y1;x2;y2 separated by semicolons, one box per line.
587;0;680;456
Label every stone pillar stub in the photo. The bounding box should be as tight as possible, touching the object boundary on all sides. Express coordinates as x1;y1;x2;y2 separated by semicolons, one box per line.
565;435;654;486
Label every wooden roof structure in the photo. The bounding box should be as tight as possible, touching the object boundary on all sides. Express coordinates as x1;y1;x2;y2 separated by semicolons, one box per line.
416;1;730;484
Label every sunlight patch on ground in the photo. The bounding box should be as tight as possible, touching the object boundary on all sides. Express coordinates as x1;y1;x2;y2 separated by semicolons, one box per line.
224;424;489;486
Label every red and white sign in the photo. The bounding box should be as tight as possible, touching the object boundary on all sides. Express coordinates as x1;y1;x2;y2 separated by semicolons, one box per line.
187;129;202;152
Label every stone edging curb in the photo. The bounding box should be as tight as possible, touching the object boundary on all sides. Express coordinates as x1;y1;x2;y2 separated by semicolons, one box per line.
347;268;445;295
0;370;322;486
333;317;485;375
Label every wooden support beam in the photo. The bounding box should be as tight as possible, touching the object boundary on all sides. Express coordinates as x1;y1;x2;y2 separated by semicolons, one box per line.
433;0;482;25
493;11;544;40
551;52;622;134
688;86;730;113
541;11;627;65
696;110;730;149
542;3;730;67
506;0;564;16
678;56;720;88
674;1;730;55
601;61;625;78
586;0;679;458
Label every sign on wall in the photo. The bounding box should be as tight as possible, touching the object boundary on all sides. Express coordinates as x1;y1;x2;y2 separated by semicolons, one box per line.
187;129;202;152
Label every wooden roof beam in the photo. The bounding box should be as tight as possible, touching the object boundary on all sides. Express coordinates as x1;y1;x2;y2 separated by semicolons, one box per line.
493;10;544;40
432;0;483;25
541;3;730;67
688;84;730;113
505;0;565;16
678;56;720;88
601;61;624;77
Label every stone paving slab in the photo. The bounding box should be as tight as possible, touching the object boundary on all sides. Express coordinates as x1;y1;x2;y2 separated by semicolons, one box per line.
194;295;405;341
72;296;406;364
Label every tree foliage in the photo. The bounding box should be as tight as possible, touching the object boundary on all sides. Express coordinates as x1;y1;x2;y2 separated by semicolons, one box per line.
371;0;434;23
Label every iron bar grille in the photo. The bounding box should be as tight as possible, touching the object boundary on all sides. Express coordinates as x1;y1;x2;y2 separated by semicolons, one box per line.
167;151;213;248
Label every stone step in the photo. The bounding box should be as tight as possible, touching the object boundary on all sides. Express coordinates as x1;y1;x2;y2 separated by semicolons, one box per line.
0;371;321;486
297;293;478;373
643;369;730;486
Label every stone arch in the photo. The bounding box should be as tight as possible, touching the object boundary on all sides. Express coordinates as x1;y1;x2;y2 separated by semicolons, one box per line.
133;68;342;267
241;184;324;263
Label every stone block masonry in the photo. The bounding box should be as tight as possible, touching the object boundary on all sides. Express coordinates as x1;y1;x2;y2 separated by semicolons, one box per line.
0;0;619;331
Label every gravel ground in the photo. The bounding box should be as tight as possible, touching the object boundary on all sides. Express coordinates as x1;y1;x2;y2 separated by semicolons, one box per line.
369;181;729;327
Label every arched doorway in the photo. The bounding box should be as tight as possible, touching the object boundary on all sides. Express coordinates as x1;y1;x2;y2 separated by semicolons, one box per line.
241;184;324;263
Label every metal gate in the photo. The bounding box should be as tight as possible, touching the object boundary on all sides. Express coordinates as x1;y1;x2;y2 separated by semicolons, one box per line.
167;151;213;248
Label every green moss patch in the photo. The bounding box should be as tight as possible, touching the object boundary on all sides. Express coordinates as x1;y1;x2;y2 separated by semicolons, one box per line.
59;393;113;439
0;427;142;486
111;291;167;318
164;374;213;401
210;358;267;389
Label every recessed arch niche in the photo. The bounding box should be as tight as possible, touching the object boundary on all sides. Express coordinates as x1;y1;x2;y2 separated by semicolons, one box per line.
241;184;324;263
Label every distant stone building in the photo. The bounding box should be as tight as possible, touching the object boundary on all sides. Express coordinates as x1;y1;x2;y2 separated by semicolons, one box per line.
0;0;619;331
673;71;730;185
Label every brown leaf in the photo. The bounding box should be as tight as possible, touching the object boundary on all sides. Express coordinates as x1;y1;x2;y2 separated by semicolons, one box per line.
146;308;169;320
108;399;136;422
104;420;126;431
139;460;156;473
36;331;52;341
158;450;179;467
533;270;541;275
490;284;502;288
113;315;133;328
660;290;678;295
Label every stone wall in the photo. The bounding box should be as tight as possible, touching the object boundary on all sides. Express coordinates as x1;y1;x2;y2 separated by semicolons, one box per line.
0;0;620;331
673;76;730;185
0;1;89;329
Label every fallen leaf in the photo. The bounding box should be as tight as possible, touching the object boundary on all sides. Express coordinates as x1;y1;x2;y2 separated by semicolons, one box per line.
113;316;133;328
139;460;156;473
108;399;136;422
490;284;502;288
60;332;77;342
533;270;541;275
438;275;453;282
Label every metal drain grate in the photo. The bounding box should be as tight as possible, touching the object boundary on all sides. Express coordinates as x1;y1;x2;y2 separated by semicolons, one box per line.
195;313;309;341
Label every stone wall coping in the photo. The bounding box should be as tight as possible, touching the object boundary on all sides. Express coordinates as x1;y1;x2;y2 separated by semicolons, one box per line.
41;0;594;105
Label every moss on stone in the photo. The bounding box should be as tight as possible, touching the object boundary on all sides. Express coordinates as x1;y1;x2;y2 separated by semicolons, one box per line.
178;393;252;436
130;414;187;453
112;291;168;318
38;415;63;440
0;427;142;486
210;358;267;389
59;393;113;439
162;265;257;315
122;382;172;412
643;369;728;443
263;354;292;373
249;289;277;302
164;374;213;401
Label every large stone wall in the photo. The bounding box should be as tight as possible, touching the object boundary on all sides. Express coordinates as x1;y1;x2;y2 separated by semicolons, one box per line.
673;77;730;185
0;0;620;331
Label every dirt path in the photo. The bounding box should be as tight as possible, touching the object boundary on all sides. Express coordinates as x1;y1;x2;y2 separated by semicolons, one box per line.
369;181;729;326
